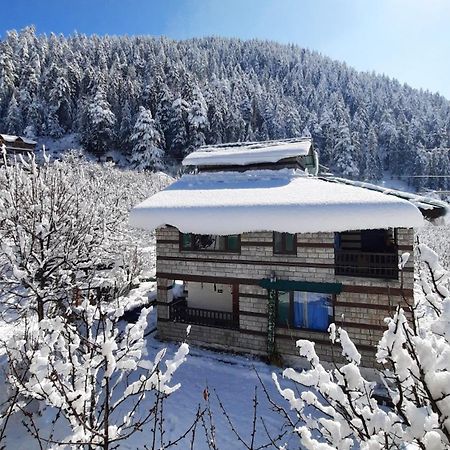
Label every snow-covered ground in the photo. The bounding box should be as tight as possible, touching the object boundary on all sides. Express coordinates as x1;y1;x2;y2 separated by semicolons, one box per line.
0;299;297;449
35;134;131;168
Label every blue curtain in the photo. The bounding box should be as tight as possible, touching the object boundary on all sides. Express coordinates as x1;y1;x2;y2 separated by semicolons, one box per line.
307;295;329;331
293;294;303;328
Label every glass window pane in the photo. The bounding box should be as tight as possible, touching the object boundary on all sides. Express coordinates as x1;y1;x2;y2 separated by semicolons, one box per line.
361;229;385;252
181;233;191;250
274;232;283;253
305;292;332;331
227;235;239;251
292;291;305;328
192;234;215;250
285;233;295;252
277;291;290;326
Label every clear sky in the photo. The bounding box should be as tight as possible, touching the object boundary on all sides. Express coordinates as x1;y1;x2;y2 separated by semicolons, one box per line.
1;0;449;99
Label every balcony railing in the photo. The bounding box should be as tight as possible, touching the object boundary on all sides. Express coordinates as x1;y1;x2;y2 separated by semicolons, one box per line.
169;299;237;329
335;251;398;279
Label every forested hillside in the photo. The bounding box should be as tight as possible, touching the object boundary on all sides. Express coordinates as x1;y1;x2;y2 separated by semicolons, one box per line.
1;27;450;187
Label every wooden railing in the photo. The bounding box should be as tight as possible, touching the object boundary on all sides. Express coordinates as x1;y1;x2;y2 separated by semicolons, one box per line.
169;300;237;329
335;251;398;279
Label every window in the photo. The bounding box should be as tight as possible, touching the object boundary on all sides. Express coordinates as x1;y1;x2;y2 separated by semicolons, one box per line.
180;233;240;252
335;229;398;279
335;229;397;253
273;232;297;255
276;291;333;332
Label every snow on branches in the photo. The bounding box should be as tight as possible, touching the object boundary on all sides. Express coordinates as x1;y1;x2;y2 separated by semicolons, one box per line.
273;243;450;449
4;300;189;448
0;151;171;321
130;106;165;171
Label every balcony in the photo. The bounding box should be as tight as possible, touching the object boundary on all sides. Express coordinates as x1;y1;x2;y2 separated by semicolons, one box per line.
335;251;398;280
169;299;238;329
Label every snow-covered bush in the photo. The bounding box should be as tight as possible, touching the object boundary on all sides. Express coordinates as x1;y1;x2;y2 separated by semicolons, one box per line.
0;150;171;320
273;243;450;449
419;221;450;270
3;299;189;448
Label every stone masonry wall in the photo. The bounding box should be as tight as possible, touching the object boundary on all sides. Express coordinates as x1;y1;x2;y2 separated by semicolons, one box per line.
156;227;415;366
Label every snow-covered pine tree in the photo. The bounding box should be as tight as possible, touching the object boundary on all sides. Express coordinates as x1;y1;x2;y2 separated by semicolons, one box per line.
81;88;116;157
130;106;164;171
332;121;359;178
186;85;209;154
0;40;17;103
48;72;73;134
362;125;382;181
4;93;22;134
118;100;134;154
0;29;449;186
411;144;430;191
379;109;398;170
167;96;188;160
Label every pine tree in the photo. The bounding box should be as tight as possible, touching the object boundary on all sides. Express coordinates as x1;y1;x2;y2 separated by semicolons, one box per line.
333;122;359;178
130;106;164;171
187;86;208;154
0;29;449;187
81;89;116;157
411;145;429;191
118;100;133;153
167;96;188;160
362;126;383;181
49;74;73;132
5;93;22;134
0;41;17;103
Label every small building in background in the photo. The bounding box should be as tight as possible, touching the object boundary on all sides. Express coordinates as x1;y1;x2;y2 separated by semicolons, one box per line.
0;134;37;163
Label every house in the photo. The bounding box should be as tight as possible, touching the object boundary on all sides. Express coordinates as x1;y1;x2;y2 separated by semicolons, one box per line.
129;138;448;366
0;134;37;163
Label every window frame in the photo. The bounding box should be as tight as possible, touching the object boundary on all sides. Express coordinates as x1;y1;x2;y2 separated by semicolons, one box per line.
273;232;297;255
275;290;335;332
335;229;398;253
179;232;241;253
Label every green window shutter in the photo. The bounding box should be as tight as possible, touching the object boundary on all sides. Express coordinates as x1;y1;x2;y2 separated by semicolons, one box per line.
285;233;295;252
227;235;240;251
181;233;192;250
274;232;283;253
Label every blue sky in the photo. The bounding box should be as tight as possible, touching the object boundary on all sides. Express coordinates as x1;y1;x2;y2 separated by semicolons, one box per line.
1;0;449;99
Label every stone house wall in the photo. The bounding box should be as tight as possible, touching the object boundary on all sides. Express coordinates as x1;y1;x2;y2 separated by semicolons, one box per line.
155;227;414;366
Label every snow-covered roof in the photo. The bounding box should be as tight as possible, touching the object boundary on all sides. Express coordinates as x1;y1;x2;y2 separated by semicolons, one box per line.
129;169;424;235
0;134;37;145
323;176;449;222
182;138;312;167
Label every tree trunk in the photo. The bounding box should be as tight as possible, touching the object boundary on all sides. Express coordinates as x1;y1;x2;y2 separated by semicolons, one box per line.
37;297;44;322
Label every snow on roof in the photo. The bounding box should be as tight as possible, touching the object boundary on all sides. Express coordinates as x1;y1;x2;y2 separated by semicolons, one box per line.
129;169;424;235
182;138;312;167
323;176;449;222
0;134;36;145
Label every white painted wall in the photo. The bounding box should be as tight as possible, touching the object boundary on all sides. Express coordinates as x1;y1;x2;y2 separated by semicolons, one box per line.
186;282;233;312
